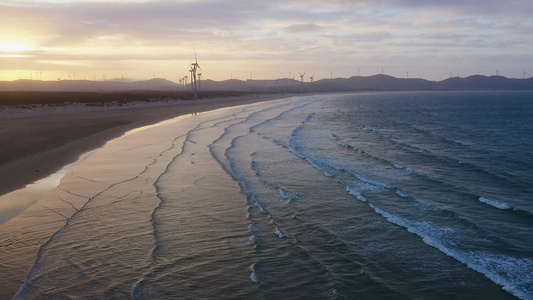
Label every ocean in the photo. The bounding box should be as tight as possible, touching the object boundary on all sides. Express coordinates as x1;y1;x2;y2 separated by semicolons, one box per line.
3;91;533;299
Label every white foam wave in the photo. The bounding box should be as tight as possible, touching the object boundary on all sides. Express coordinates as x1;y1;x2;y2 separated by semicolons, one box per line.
130;280;152;300
479;197;512;210
393;163;405;169
249;235;258;243
255;202;268;214
279;188;297;200
324;171;334;177
250;263;260;283
247;225;259;235
396;190;409;198
353;173;391;189
369;203;533;300
337;141;348;148
414;200;440;211
363;127;382;133
275;227;285;238
346;186;368;202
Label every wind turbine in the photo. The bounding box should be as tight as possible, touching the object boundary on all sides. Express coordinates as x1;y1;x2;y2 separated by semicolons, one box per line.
190;49;201;99
299;71;306;93
308;73;315;92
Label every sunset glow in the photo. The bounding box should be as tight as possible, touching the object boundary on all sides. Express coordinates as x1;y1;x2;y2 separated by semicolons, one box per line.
0;42;34;53
1;0;532;82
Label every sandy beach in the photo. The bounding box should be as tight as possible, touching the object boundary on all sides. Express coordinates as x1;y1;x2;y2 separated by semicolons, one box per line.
0;94;290;299
0;94;282;198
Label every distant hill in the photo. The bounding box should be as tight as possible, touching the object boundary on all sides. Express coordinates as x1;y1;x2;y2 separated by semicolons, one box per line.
0;78;179;92
1;75;532;93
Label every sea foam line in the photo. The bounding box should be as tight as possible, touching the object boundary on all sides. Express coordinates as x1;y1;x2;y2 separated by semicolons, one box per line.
369;203;533;300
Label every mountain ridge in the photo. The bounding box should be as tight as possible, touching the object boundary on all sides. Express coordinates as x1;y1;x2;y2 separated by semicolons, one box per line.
1;74;532;92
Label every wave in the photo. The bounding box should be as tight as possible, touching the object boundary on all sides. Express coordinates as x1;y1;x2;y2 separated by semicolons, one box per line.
352;173;391;190
331;133;361;150
254;201;268;214
275;227;285;238
248;101;304;132
336;130;522;212
250;263;260;283
368;203;533;300
345;186;368;202
290;138;392;192
249;235;258;243
479;197;512;210
362;123;519;191
463;191;533;217
362;126;385;134
393;163;405;169
279;188;297;200
331;133;417;177
396;190;409;198
248;224;260;235
15;128;190;298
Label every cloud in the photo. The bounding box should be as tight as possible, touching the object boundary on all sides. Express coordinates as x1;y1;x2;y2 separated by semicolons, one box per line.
1;0;532;81
286;23;324;34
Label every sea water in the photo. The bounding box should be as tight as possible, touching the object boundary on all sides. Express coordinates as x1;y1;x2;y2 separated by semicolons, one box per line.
3;91;532;299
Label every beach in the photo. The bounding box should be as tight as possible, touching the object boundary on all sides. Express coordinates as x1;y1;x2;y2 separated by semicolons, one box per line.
0;94;282;197
0;94;288;299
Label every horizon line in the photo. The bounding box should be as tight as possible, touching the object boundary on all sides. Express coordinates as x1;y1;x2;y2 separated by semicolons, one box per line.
1;73;532;84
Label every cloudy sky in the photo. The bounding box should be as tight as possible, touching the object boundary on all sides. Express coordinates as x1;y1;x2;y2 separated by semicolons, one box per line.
1;0;532;82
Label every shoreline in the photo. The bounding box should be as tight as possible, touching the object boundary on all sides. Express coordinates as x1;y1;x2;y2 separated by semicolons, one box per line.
0;94;287;197
1;99;271;299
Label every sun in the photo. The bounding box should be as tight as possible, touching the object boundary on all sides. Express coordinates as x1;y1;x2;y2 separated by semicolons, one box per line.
0;42;34;52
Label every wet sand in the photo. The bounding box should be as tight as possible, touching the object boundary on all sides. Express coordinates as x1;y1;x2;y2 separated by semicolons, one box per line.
0;95;288;299
0;94;283;197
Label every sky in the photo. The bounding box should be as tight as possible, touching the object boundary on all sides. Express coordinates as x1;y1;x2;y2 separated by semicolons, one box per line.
1;0;532;82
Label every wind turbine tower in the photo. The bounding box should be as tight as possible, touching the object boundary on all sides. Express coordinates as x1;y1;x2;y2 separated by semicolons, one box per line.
197;71;202;93
189;49;201;99
299;71;306;93
308;73;315;92
190;68;194;95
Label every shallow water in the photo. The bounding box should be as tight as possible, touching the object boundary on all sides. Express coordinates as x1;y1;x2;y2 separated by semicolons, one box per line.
1;92;532;299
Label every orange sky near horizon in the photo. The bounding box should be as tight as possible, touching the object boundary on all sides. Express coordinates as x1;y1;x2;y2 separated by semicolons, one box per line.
1;0;532;82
